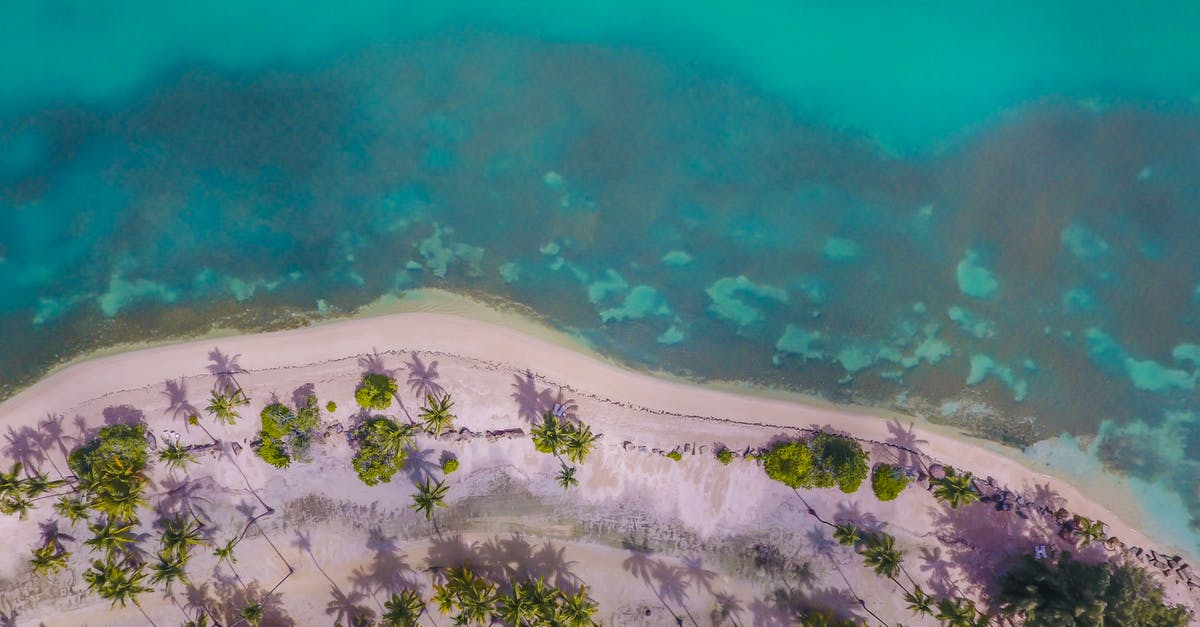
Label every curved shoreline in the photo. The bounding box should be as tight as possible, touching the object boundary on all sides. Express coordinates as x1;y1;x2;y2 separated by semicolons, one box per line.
0;307;1181;560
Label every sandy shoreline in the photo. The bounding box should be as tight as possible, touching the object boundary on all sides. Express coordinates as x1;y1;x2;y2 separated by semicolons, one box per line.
0;309;1195;624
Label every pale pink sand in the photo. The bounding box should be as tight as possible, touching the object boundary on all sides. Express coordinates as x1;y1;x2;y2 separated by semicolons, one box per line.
0;311;1192;625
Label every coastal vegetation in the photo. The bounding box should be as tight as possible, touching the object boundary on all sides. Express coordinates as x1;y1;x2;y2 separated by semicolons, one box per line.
715;447;734;465
254;395;321;468
930;466;979;509
762;433;868;493
530;410;599;491
356;373;398;410
351;416;416;486
996;551;1190;626
870;463;910;501
205;388;249;425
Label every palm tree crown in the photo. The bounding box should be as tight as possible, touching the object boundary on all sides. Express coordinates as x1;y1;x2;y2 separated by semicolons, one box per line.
931;468;979;509
419;393;456;436
411;478;449;521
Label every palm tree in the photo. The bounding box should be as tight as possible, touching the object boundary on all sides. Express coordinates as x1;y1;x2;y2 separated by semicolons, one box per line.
860;533;903;580
0;462;22;496
419;393;456;436
85;517;138;557
557;585;599;627
556;463;579;490
88;455;147;521
496;582;537;626
22;472;69;498
241;602;265;626
30;541;71;576
382;589;425;627
159;441;197;473
149;547;190;592
1074;517;1106;546
83;557;151;607
531;412;568;456
935;597;980;627
213;536;239;565
411;478;449;521
54;495;90;526
454;570;496;625
562;422;597;464
161;515;205;559
206;389;247;426
0;491;33;519
184;613;211;627
904;586;936;617
931;468;978;509
832;522;861;547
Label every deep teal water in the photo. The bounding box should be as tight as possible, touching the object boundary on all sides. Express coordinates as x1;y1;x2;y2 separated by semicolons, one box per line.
2;2;1200;552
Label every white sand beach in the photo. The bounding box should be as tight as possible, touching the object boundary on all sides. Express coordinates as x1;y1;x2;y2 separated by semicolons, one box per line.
0;310;1195;625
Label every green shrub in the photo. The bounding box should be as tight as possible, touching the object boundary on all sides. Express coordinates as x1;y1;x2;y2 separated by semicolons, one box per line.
870;463;910;501
351;417;415;486
442;458;459;474
256;439;291;468
809;432;869;493
716;448;734;465
68;423;149;481
762;441;814;488
355;373;397;410
666;450;683;462
326;401;337;413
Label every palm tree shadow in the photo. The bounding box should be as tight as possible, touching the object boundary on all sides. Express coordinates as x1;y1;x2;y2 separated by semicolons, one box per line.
885;419;929;470
832;501;882;536
402;446;440;484
918;546;958;597
163;378;200;426
38;413;75;464
358;349;394;377
207;347;245;395
3;426;46;472
349;527;416;599
326;585;375;626
406;352;445;400
511;371;578;425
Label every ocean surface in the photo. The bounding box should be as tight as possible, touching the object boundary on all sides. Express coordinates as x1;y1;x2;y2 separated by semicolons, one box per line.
2;2;1199;552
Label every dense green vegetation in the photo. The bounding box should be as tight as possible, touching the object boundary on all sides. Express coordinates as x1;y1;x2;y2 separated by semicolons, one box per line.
253;395;320;468
441;457;459;474
351;416;416;486
432;567;598;626
666;450;682;462
996;551;1190;626
530;411;599;491
930;466;979;509
715;447;734;465
356;373;398;410
762;433;868;493
870;463;910;501
68;424;150;521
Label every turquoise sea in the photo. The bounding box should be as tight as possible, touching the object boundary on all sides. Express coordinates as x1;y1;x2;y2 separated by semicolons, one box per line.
2;2;1199;551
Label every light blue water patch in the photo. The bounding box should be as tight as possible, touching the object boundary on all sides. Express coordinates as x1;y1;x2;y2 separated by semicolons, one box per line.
1061;287;1095;313
97;273;179;317
1174;344;1200;368
912;335;953;366
228;277;281;302
1085;328;1195;392
499;262;521;284
1061;223;1110;259
774;324;822;361
661;250;693;267
656;324;686;345
418;225;484;278
822;237;861;261
955;250;999;299
599;285;672;323
704;275;788;327
587;269;629;304
966;354;1028;401
538;241;561;256
947;305;996;338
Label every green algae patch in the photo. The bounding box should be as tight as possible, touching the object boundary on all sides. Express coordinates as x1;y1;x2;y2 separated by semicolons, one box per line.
947;305;996;339
498;262;521;284
661;250;694;267
775;324;822;361
1086;328;1195;393
705;275;788;327
955;250;999;299
1061;223;1110;260
822;237;861;261
656;324;686;345
600;285;672;322
587;269;629;304
418;224;484;278
967;354;1028;401
98;273;179;316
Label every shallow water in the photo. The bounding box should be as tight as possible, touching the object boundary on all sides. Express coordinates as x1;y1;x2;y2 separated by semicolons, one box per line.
2;2;1199;552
